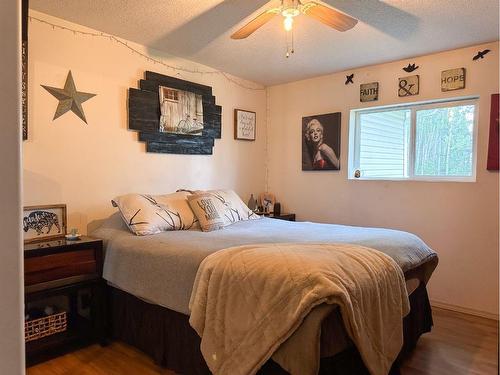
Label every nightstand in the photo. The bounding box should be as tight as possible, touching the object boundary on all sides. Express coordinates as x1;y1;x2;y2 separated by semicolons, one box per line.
24;236;106;366
259;213;296;221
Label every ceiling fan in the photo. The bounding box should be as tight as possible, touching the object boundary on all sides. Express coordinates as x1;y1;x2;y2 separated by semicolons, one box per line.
230;0;358;39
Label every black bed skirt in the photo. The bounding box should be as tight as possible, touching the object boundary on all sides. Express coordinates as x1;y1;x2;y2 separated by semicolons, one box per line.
109;283;433;375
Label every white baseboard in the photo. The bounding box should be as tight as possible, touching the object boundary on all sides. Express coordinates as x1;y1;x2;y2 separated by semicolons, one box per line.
430;300;499;321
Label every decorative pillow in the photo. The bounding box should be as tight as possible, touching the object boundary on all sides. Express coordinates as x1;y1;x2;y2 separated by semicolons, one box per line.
187;193;227;232
193;189;261;227
112;191;199;235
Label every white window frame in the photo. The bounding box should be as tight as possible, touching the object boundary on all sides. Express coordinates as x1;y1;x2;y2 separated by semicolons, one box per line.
348;97;479;182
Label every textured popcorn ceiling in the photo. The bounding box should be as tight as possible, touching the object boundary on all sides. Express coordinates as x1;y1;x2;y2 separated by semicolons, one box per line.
30;0;499;86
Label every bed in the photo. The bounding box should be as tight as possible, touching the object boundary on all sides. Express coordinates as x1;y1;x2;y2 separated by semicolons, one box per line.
91;213;438;375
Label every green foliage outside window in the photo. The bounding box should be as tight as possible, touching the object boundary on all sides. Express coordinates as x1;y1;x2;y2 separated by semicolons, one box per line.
415;105;474;177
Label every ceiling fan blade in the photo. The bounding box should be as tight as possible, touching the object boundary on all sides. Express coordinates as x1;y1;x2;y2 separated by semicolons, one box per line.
302;1;358;32
231;9;279;39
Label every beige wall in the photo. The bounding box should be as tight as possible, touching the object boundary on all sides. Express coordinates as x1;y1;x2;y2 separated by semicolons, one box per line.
23;11;267;233
268;42;499;317
0;0;25;373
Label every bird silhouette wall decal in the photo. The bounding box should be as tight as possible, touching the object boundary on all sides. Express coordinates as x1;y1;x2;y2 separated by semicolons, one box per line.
403;63;419;73
473;49;491;60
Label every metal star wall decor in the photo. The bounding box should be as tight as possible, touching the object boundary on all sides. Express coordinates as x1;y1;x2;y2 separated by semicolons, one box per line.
41;71;96;124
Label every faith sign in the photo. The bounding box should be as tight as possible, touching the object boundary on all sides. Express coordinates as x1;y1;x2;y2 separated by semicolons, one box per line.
441;68;466;92
360;82;379;102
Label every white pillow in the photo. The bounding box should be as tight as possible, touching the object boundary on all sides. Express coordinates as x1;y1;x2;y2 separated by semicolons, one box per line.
194;189;260;227
112;191;199;235
187;193;227;232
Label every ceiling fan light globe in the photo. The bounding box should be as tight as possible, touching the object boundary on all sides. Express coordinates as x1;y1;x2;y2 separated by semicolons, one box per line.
284;15;294;31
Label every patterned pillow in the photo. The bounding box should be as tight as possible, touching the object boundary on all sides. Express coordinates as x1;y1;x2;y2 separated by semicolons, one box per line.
112;191;199;235
187;193;227;232
193;189;261;227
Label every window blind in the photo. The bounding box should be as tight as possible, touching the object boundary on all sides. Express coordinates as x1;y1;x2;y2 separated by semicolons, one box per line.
358;110;410;178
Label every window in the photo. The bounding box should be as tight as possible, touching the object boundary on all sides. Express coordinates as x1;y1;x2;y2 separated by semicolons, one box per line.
348;98;478;181
161;88;179;102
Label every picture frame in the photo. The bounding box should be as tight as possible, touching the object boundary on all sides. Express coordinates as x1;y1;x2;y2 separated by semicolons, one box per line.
22;0;28;140
398;75;419;97
258;192;276;214
23;204;67;244
360;82;379;102
302;112;341;171
441;68;466;92
487;93;499;171
234;109;256;141
159;85;204;136
129;71;222;155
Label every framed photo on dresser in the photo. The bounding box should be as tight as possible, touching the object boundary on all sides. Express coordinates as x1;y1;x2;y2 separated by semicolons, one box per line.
23;204;67;244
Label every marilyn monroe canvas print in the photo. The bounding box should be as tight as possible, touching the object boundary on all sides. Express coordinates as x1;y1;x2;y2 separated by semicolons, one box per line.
302;112;341;171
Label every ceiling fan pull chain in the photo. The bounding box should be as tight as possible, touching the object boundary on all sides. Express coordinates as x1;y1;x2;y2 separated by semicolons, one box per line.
285;26;290;58
285;26;295;58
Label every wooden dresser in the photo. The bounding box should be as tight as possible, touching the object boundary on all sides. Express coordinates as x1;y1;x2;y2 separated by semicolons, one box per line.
24;237;106;366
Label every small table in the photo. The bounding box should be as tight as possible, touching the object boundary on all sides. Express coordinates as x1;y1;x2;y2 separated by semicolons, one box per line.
24;236;106;366
258;213;296;221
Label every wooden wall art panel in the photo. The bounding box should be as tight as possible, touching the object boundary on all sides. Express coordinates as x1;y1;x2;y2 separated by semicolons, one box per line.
128;71;222;154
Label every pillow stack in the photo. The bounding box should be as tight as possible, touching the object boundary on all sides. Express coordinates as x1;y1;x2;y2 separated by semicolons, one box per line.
112;189;260;235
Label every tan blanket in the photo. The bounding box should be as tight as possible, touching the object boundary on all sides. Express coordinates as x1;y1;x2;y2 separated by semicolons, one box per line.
189;243;410;375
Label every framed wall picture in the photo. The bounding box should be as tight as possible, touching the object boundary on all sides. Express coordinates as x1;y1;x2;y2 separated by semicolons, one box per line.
441;68;466;92
129;71;222;155
487;93;499;171
360;82;379;102
302;112;341;171
159;86;204;136
234;109;256;141
22;0;28;140
398;75;419;97
23;204;67;244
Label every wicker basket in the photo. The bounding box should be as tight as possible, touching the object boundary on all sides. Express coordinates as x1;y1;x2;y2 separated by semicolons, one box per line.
25;311;67;342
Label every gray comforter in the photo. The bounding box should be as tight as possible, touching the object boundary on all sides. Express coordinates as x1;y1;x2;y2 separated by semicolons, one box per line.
92;213;437;315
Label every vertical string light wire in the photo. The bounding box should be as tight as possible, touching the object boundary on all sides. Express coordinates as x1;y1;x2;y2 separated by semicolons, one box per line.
28;15;265;92
264;86;271;192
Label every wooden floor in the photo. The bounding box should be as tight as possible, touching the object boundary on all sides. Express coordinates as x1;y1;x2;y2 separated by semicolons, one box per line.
27;307;498;375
